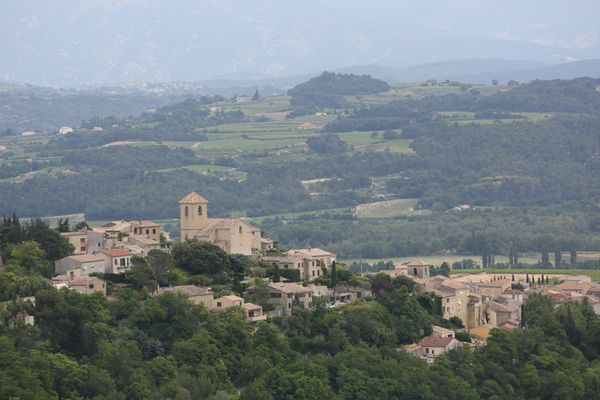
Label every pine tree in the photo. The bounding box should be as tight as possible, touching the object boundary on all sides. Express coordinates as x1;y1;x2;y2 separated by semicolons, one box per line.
252;89;260;101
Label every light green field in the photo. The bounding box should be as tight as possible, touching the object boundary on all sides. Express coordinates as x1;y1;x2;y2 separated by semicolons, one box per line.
355;198;420;218
338;131;414;154
193;137;306;152
249;206;353;222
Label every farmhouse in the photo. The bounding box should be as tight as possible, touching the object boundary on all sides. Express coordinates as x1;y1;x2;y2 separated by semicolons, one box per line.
179;192;261;256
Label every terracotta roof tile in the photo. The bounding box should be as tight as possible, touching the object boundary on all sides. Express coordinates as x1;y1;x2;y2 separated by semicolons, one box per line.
419;336;455;347
179;191;209;204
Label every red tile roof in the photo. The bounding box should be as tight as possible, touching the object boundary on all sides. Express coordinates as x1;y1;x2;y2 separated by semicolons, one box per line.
100;249;132;257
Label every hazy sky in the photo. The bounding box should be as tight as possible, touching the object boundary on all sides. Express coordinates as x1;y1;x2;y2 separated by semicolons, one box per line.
2;0;599;86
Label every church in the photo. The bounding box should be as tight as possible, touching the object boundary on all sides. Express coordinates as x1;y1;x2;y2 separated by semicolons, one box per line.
179;192;262;256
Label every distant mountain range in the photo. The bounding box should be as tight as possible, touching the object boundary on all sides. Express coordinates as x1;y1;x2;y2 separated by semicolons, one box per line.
199;59;600;89
3;1;600;87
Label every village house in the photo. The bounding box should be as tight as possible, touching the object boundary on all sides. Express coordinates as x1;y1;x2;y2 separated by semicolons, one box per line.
255;282;314;317
306;284;334;303
554;279;591;295
431;325;455;338
422;276;471;325
261;237;275;252
485;298;522;328
179;192;261;256
417;335;461;364
154;286;266;322
61;230;105;255
99;249;133;274
262;249;329;281
213;295;244;310
131;220;161;243
292;248;337;266
243;303;267;322
55;253;106;275
387;259;431;280
156;285;214;309
52;270;107;295
93;219;162;254
211;295;266;322
472;279;512;299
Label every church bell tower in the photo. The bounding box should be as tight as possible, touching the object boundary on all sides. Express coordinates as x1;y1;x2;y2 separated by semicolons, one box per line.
179;191;209;241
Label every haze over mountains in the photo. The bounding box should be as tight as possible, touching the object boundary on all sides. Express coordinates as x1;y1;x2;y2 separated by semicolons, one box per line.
2;0;600;87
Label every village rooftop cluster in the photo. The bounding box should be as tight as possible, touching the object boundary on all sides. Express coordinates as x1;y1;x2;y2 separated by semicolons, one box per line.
18;192;600;364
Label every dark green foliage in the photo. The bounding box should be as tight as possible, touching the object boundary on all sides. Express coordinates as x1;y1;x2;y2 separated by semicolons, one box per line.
288;71;390;114
306;134;350;154
0;217;73;263
172;239;231;276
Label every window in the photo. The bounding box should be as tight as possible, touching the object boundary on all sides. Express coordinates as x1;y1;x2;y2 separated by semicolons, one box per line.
184;206;189;217
80;247;86;252
413;268;418;276
217;302;222;307
89;284;94;289
152;228;156;234
114;259;118;265
239;226;242;234
198;206;202;216
80;238;85;243
312;271;315;277
425;348;429;354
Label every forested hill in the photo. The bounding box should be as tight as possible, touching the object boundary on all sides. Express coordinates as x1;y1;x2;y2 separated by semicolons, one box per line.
288;72;391;115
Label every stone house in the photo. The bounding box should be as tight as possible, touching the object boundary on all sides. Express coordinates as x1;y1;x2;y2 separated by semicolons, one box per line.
431;325;455;338
156;285;214;309
486;298;522;328
52;270;106;295
390;259;431;280
262;251;324;281
291;248;336;266
54;253;106;275
261;238;275;252
61;230;105;255
417;335;461;364
132;220;161;243
262;282;314;316
213;295;244;311
243;303;267;322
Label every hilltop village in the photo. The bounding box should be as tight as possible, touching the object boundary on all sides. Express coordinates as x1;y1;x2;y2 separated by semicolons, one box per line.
28;192;599;364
